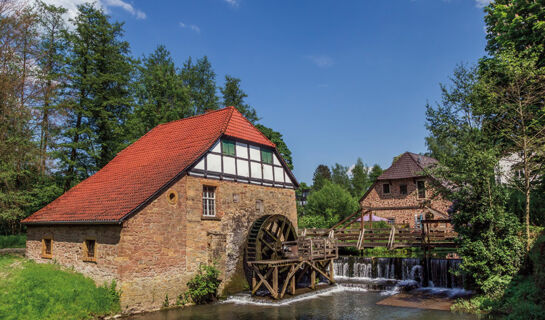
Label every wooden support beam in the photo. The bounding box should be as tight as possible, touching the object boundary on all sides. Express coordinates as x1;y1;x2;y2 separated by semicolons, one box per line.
272;266;278;299
330;209;363;230
252;265;275;296
310;266;316;290
329;259;335;284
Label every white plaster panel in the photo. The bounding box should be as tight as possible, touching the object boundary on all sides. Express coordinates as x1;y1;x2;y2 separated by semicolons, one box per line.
274;167;284;182
249;145;261;161
211;140;221;153
250;162;262;179
207;153;221;172
236;142;248;159
263;164;273;181
223;156;236;175
237;159;249;177
273;154;281;166
194;158;205;170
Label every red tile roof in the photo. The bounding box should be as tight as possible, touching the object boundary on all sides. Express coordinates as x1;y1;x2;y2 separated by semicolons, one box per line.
22;107;279;224
377;152;437;180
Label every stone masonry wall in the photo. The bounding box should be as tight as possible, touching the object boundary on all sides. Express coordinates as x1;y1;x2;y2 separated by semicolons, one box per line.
116;174;297;312
26;225;121;285
360;177;451;228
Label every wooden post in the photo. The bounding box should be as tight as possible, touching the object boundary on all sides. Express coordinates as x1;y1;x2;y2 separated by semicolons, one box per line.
329;259;335;284
252;268;256;294
272;266;278;299
310;266;316;290
370;211;373;230
290;265;296;295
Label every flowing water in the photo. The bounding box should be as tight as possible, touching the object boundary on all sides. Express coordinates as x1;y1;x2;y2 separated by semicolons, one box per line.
128;257;474;320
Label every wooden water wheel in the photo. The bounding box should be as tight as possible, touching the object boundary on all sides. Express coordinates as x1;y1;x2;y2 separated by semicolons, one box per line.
245;214;297;263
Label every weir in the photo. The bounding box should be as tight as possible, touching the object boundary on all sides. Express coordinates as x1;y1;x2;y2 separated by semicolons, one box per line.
334;256;464;288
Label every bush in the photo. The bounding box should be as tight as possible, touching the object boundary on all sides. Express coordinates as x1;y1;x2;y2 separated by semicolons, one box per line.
0;255;120;319
184;264;221;305
0;234;26;249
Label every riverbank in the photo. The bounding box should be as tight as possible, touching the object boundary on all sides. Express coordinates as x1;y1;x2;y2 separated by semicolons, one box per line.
0;255;120;320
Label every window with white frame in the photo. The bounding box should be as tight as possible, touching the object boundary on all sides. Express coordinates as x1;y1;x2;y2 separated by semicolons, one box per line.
202;186;216;217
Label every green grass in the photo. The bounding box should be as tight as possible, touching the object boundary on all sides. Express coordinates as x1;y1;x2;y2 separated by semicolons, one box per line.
0;234;26;249
0;255;120;320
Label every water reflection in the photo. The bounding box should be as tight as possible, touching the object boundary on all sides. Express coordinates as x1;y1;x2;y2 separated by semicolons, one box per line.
127;291;477;320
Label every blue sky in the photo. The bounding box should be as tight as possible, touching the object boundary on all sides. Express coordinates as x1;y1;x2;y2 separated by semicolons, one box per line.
53;0;490;184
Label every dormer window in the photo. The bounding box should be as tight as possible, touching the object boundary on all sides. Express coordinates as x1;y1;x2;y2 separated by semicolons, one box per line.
222;140;235;156
261;149;273;164
382;183;390;194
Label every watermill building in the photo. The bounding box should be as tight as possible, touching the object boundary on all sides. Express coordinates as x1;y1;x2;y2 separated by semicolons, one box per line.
22;107;298;312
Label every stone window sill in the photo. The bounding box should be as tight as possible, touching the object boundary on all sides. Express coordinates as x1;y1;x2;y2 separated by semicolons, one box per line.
41;254;52;259
201;216;221;221
83;258;97;263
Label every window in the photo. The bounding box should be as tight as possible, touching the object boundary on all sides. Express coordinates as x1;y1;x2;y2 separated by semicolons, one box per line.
42;238;52;259
202;186;216;217
400;184;407;195
222;140;235;156
261;149;273;164
382;183;390;194
417;180;426;199
83;239;96;262
415;214;424;229
387;218;395;225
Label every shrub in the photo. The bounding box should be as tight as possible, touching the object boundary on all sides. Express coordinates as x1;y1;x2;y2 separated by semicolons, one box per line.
0;234;26;249
185;264;221;305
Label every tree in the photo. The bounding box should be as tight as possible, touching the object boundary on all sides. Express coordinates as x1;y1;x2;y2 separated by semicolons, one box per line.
60;3;134;189
299;181;359;228
368;164;383;183
475;51;545;250
312;164;331;191
181;56;218;115
331;163;351;193
220;75;259;123
351;158;369;198
35;1;67;174
426;65;525;295
254;124;293;170
485;0;545;64
129;45;190;140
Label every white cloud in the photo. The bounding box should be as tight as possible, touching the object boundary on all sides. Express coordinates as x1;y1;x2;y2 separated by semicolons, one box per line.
224;0;239;7
37;0;146;20
475;0;492;8
306;55;334;68
180;21;200;33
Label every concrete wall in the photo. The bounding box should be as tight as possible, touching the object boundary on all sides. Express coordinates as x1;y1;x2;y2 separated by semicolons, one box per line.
360;177;451;227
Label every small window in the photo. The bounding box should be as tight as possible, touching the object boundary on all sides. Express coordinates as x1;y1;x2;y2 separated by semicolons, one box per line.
400;184;407;195
261;149;273;164
203;186;216;217
222;140;235;156
83;239;96;262
417;181;426;199
42;238;52;259
387;218;395;225
382;183;390;194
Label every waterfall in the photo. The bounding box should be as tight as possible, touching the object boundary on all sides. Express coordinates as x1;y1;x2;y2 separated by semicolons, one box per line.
333;257;463;289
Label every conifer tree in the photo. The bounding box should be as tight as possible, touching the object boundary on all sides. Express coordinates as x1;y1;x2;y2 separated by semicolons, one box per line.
181;56;218;115
221;75;259;123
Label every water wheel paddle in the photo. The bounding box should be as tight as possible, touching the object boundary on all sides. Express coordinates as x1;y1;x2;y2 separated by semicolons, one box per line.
246;214;297;262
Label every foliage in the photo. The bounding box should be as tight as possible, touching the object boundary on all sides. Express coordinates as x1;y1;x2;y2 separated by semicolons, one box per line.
221;75;259;123
368;164;383;184
331;163;352;194
311;164;331;191
181;56;219;115
300;181;359;228
0;255;120;319
0;234;26;248
350;158;370;198
184;264;221;305
426;64;525;295
255;124;293;170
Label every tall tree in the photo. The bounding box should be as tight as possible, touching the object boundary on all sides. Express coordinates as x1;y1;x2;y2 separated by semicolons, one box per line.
368;164;383;183
312;164;331;191
476;51;545;250
220;75;259;123
60;3;133;189
331;163;351;193
35;1;67;174
181;56;218;115
129;45;190;140
254;124;293;170
351;158;369;198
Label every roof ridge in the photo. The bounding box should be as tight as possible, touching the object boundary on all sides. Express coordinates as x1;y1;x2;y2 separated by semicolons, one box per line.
220;106;236;134
156;107;230;128
225;106;276;148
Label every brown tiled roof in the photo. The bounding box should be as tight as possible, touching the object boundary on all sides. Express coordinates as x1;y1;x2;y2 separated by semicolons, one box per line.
22;107;287;224
377;152;437;180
